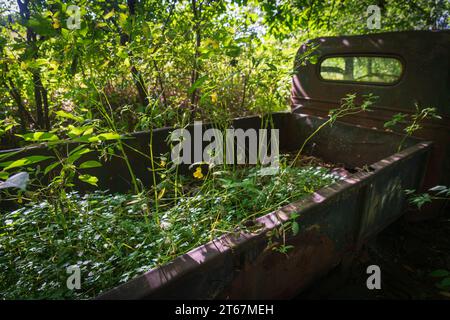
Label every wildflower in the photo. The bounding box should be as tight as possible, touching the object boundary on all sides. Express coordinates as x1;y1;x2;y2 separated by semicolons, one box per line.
193;166;204;179
211;92;218;104
52;18;61;29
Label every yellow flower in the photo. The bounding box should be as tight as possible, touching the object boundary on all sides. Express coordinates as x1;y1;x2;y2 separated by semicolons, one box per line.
193;166;204;179
160;160;166;167
211;92;218;104
52;19;61;29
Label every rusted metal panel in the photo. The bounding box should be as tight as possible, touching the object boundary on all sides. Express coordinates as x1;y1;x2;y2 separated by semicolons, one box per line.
281;113;419;168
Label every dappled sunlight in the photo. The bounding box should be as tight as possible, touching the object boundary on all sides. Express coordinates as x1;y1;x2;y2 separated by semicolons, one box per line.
0;0;446;302
312;192;326;203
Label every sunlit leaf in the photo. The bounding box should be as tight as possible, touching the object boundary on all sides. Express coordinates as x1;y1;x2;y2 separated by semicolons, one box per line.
103;10;115;20
55;111;84;122
78;174;98;186
157;188;166;200
18;132;59;142
0;156;54;171
79;161;102;169
88;132;121;142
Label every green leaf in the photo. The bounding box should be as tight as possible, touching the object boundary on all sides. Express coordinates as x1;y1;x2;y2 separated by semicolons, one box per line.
429;185;450;196
438;277;450;289
410;193;432;209
18;132;59;142
224;45;241;57
67;147;91;164
98;132;121;140
384;113;406;128
291;213;300;220
78;26;89;37
61;28;70;38
83;127;94;136
429;185;447;192
88;132;121;142
103;10;115;20
0;155;54;171
266;63;278;71
118;13;129;28
78;174;98;186
188;75;208;94
27;15;58;37
430;269;450;278
44;161;61;175
55;111;84;122
79;160;102;169
0;171;9;180
0;151;20;162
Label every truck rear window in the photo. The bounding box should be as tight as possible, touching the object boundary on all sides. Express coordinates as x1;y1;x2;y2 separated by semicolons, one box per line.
319;56;403;84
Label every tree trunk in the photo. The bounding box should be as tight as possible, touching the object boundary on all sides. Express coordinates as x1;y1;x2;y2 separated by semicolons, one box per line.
190;0;202;107
3;78;36;130
32;72;44;128
18;0;51;130
114;0;149;107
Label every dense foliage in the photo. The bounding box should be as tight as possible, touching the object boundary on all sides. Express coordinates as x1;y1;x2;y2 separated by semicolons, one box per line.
0;0;449;146
0;165;339;299
0;0;449;300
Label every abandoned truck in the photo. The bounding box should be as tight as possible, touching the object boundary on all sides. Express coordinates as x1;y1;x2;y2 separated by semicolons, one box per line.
97;30;449;299
0;30;449;299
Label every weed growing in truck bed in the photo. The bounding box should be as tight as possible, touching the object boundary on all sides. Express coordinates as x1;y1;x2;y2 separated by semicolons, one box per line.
0;165;338;299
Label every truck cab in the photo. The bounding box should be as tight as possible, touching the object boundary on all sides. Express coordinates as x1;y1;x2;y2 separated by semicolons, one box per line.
291;31;450;214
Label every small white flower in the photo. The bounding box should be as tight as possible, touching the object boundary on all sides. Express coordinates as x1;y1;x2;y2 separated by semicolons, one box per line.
160;220;171;230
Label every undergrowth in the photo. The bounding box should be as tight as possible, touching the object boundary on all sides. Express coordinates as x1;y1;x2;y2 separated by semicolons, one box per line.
0;164;339;299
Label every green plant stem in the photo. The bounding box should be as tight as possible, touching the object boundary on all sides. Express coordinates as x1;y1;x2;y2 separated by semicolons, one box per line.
149;129;160;225
290;119;331;166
